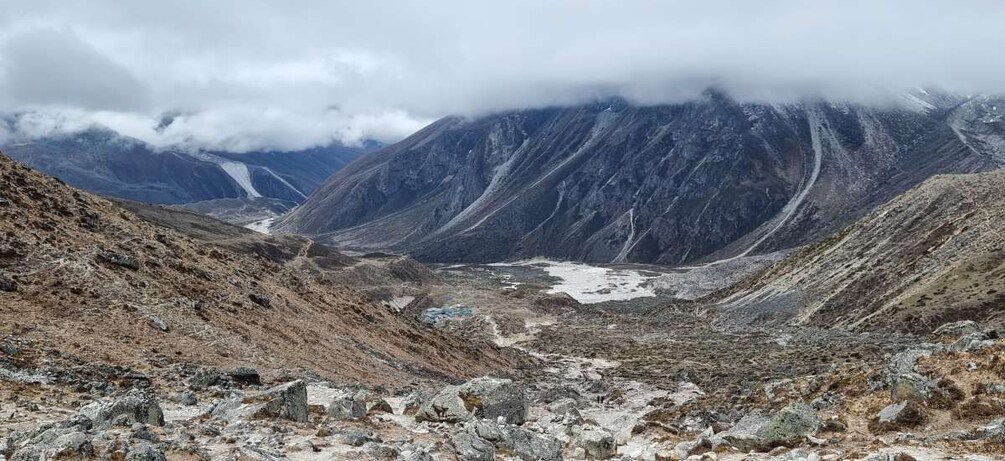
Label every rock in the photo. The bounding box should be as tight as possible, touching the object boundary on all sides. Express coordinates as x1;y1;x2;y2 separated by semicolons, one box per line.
507;427;562;461
463;420;562;461
756;402;820;449
229;367;262;386
572;426;616;459
174;391;198;406
715;402;819;452
335;429;381;447
355;389;393;414
328;395;366;421
148;315;169;332
126;442;167;461
889;372;936;402
249;293;271;308
416;377;529;425
5;422;95;461
949;331;997;352
241;380;309;422
0;271;16;292
933;320;985;338
450;432;495;461
538;385;582;404
96;250;141;270
547;398;583;425
869;402;926;433
78;391;164;429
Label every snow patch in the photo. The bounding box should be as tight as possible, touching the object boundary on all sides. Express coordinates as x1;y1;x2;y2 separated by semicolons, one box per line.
494;259;659;304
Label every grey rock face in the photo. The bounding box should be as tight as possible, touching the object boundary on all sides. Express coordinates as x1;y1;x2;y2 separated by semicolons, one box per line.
78;391;165;429
281;93;1001;265
229;366;262;386
715;402;819;452
869;401;926;433
933;320;985;338
241;380;309;423
572;426;616;459
328;395;366;421
450;431;495;461
125;442;167;461
416;377;529;425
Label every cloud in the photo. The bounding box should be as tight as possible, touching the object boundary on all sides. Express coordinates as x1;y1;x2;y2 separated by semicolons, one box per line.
0;28;150;112
1;0;1004;151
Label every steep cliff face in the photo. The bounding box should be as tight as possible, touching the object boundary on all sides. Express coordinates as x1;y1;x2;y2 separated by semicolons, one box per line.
280;92;1003;264
715;170;1005;333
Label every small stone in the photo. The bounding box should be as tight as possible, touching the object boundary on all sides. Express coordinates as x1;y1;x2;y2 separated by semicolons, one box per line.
148;316;168;332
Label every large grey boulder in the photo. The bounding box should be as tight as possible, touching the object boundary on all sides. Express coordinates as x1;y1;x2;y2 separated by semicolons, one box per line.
572;426;616;459
933;320;985;338
450;432;495;461
126;442;167;461
949;331;998;352
241;380;309;422
715;402;819;452
463;420;563;461
79;391;165;429
416;377;529;425
328;394;366;421
4;417;95;461
869;401;925;433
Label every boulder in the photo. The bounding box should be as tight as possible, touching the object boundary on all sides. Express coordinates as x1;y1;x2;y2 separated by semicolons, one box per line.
949;331;998;353
0;271;16;292
450;432;495;461
229;367;262;386
933;320;985;338
79;391;164;429
354;389;393;414
463;420;563;461
507;427;563;461
4;417;95;461
416;377;528;425
148;315;169;332
572;426;616;459
715;402;819;452
241;380;309;422
96;250;141;270
889;373;936;402
869;402;925;433
328;395;366;421
756;402;820;448
126;442;167;461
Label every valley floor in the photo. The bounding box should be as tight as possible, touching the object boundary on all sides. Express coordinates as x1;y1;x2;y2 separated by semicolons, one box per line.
2;258;1004;460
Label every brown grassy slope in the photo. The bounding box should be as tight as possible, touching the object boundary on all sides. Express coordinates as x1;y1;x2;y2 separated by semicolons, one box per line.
0;153;520;385
716;170;1005;333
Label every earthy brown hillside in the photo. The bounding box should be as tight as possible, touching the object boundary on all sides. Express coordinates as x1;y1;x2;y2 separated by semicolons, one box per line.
716;170;1005;333
0;152;520;386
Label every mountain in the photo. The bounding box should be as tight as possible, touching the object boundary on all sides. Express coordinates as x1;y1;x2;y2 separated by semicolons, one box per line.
1;127;373;206
0;151;517;384
279;91;1004;264
714;169;1005;333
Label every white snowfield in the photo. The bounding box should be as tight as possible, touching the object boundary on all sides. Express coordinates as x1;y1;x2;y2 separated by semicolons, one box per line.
496;259;660;304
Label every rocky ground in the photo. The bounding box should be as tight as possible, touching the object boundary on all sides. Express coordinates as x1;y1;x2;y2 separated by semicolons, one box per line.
2;154;1005;460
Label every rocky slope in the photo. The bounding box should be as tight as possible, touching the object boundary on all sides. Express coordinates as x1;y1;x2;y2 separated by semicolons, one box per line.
280;91;1003;264
2;127;371;206
715;169;1005;333
0;152;518;386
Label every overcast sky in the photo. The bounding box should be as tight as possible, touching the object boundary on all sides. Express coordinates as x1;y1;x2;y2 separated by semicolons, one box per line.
1;0;1004;152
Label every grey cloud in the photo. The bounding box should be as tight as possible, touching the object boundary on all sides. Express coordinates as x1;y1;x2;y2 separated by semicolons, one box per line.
0;28;150;112
1;0;1004;151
